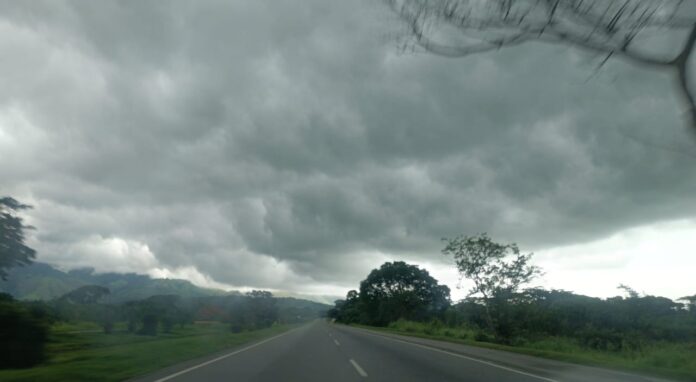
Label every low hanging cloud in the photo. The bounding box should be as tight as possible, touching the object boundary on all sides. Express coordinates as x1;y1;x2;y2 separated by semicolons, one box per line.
1;0;695;297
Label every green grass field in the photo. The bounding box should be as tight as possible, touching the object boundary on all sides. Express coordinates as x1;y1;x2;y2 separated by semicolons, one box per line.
0;321;298;382
356;320;696;382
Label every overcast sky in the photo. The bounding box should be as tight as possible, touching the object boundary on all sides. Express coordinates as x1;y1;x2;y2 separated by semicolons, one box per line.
1;0;695;303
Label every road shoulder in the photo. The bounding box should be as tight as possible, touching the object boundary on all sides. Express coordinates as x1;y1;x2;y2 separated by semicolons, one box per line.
334;324;679;382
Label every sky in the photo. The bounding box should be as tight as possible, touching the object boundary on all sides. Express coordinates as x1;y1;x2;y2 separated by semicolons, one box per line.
1;0;695;304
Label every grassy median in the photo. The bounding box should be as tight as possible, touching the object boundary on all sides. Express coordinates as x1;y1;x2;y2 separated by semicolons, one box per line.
0;321;297;382
352;320;696;382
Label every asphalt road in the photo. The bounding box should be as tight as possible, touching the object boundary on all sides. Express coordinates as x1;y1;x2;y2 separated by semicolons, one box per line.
131;320;673;382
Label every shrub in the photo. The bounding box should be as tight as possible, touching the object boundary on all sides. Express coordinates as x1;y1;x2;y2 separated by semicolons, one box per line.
577;328;625;351
474;331;494;343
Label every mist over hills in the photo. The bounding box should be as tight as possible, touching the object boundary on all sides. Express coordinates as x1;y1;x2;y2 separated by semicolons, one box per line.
0;262;226;302
0;263;333;307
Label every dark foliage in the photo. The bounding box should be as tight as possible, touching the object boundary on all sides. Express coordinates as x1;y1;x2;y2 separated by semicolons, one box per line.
58;285;110;305
229;290;279;332
331;261;451;326
139;314;158;336
442;288;696;348
330;260;696;351
0;293;49;369
0;197;36;280
442;233;542;339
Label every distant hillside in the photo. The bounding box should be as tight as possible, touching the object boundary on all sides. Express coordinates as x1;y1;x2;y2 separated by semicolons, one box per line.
0;263;227;303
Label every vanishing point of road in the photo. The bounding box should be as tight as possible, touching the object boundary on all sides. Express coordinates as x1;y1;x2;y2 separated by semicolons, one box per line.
131;320;672;382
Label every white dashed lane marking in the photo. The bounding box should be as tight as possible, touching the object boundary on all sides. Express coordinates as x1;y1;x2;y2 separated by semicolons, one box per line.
349;359;368;378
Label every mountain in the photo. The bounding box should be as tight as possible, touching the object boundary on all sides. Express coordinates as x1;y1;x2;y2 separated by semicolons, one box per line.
0;262;227;303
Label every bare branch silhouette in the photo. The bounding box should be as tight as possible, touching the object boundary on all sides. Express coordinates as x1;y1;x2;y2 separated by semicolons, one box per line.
386;0;696;139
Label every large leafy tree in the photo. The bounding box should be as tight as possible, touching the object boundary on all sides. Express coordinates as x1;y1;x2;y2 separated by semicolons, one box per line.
1;197;36;280
359;261;450;326
442;233;541;337
229;290;278;332
245;290;278;329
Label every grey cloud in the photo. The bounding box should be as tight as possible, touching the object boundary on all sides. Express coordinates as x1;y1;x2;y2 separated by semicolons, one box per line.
1;0;695;293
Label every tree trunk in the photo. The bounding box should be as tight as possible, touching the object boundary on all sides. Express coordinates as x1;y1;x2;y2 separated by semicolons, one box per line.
480;291;496;336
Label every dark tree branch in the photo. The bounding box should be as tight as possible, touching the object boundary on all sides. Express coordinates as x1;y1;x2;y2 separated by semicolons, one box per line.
386;0;696;138
673;23;696;134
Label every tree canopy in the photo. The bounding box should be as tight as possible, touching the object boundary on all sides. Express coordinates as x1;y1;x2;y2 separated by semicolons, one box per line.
442;233;542;337
0;197;36;280
358;261;451;325
229;290;279;332
442;233;541;299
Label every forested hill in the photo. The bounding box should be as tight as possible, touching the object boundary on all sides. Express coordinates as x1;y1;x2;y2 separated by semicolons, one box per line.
0;262;228;302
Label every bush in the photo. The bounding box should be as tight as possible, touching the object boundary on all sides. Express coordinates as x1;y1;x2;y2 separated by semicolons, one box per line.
389;318;422;333
424;319;443;335
0;297;49;369
577;328;625;352
474;331;494;343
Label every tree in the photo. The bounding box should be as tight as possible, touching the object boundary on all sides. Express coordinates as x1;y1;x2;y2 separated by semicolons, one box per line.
55;285;113;333
140;314;158;336
139;294;181;335
245;290;278;329
229;291;278;332
329;290;365;324
442;233;541;337
617;284;640;299
1;197;36;280
359;261;451;326
678;294;696;313
385;0;696;136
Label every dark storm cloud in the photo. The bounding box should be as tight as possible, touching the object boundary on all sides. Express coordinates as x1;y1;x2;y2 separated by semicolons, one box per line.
1;0;695;292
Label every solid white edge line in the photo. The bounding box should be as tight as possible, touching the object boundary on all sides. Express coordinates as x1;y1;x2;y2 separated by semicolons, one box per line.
334;339;340;346
356;330;558;382
349;359;368;377
153;328;298;382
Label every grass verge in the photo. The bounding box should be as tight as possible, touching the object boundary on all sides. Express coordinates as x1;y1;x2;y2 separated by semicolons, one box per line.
349;320;696;382
0;321;299;382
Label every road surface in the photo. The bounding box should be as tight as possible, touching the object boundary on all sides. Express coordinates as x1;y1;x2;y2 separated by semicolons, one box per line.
131;320;673;382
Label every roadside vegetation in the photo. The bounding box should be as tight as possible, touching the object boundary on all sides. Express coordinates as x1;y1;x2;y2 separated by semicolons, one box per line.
0;196;326;381
3;196;695;380
328;234;696;381
0;320;296;382
0;287;321;381
374;319;696;381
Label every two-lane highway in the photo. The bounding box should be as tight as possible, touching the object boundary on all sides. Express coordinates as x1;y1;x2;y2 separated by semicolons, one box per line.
131;320;673;382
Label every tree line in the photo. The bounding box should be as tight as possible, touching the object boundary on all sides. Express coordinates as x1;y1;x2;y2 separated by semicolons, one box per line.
329;234;696;351
1;283;328;369
0;197;325;369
